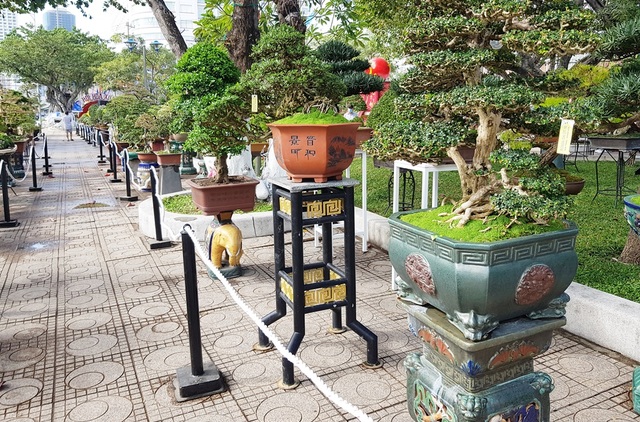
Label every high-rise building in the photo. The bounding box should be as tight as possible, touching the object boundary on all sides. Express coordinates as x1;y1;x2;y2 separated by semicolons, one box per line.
43;9;76;31
128;0;205;47
0;10;20;90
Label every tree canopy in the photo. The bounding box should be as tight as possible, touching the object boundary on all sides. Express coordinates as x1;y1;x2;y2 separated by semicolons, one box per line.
0;26;114;112
93;37;176;103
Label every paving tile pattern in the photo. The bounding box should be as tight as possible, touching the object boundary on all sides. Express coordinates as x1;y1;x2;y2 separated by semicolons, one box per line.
0;129;638;421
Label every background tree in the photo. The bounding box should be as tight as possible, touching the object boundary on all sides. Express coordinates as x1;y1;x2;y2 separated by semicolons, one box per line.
0;0;187;57
93;37;176;102
0;26;113;112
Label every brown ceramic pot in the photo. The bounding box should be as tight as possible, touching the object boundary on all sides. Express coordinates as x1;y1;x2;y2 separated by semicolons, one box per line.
171;133;188;142
155;152;182;166
565;179;585;195
149;139;165;152
187;176;259;216
14;140;27;155
356;127;373;149
268;122;360;183
136;152;158;163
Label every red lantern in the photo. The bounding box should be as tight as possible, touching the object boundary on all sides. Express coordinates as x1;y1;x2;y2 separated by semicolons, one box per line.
368;57;390;79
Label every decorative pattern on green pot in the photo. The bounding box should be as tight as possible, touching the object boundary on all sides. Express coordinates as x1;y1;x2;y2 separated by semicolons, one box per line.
623;195;640;237
390;210;578;341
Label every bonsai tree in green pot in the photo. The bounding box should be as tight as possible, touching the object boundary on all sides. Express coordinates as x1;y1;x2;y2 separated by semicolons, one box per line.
363;0;599;341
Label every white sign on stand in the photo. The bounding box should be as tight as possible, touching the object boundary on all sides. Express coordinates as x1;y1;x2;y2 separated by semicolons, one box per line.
557;119;575;155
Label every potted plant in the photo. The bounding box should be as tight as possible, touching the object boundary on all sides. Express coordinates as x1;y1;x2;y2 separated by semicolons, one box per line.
236;25;355;182
362;0;599;343
268;110;360;182
166;42;260;216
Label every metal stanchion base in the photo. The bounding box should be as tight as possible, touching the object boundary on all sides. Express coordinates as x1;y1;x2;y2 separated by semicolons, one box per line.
0;220;19;228
119;195;138;202
29;187;43;192
42;171;52;176
98;160;107;164
109;178;122;183
174;362;225;402
149;239;173;249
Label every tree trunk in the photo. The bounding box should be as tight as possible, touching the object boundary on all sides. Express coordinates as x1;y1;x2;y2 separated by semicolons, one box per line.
274;0;306;33
619;230;640;264
146;0;188;58
225;0;260;73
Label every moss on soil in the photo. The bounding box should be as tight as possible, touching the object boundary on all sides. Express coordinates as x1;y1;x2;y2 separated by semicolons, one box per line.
399;205;567;243
274;110;351;124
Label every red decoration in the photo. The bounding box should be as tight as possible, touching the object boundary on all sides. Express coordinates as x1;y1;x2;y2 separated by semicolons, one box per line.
368;57;390;79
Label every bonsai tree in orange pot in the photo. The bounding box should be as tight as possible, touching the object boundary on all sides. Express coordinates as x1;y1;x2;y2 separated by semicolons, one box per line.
165;42;262;215
236;25;359;183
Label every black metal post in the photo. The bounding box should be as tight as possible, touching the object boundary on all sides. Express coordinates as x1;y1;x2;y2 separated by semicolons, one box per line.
42;136;52;176
148;169;172;249
182;228;204;376
0;161;19;227
97;131;107;164
109;142;121;183
119;150;137;202
29;146;42;192
174;226;225;401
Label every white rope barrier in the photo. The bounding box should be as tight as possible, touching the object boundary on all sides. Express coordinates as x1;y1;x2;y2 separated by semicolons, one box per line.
2;144;35;184
183;226;375;422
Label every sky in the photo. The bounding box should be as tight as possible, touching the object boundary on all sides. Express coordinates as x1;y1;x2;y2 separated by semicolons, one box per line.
16;1;135;41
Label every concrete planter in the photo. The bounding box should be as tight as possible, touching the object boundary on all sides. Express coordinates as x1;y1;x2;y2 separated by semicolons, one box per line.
389;210;578;340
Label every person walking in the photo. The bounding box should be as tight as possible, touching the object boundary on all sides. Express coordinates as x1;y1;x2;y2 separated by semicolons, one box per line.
62;111;74;141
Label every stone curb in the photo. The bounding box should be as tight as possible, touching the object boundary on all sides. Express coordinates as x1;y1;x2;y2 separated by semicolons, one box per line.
138;190;287;241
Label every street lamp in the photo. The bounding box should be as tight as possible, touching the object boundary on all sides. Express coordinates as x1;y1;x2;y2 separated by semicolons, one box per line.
124;38;162;92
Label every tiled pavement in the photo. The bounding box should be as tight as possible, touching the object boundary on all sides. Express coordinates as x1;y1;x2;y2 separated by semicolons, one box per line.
0;127;638;422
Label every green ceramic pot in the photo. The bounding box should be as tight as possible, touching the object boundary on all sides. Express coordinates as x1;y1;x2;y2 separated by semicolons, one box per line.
623;195;640;237
389;210;578;340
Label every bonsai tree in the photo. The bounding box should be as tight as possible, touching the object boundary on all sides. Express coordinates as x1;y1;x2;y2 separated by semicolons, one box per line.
235;25;347;120
101;94;151;148
363;0;599;228
0;88;38;136
166;42;253;184
314;40;385;97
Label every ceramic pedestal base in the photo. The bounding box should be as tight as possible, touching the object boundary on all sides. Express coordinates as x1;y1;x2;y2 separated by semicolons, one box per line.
402;302;564;421
158;165;182;195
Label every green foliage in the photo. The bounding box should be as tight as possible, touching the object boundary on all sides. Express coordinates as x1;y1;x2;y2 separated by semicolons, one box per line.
93;43;175;102
236;25;346;120
0;133;15;149
0;26;113;112
166;43;240;99
360;0;599;227
0;88;37;134
364;120;472;164
164;42;250;183
364;89;398;130
313;39;384;97
101;95;151;146
400;205;566;243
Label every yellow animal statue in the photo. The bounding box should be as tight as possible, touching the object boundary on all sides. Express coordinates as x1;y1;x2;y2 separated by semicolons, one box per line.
209;223;243;268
